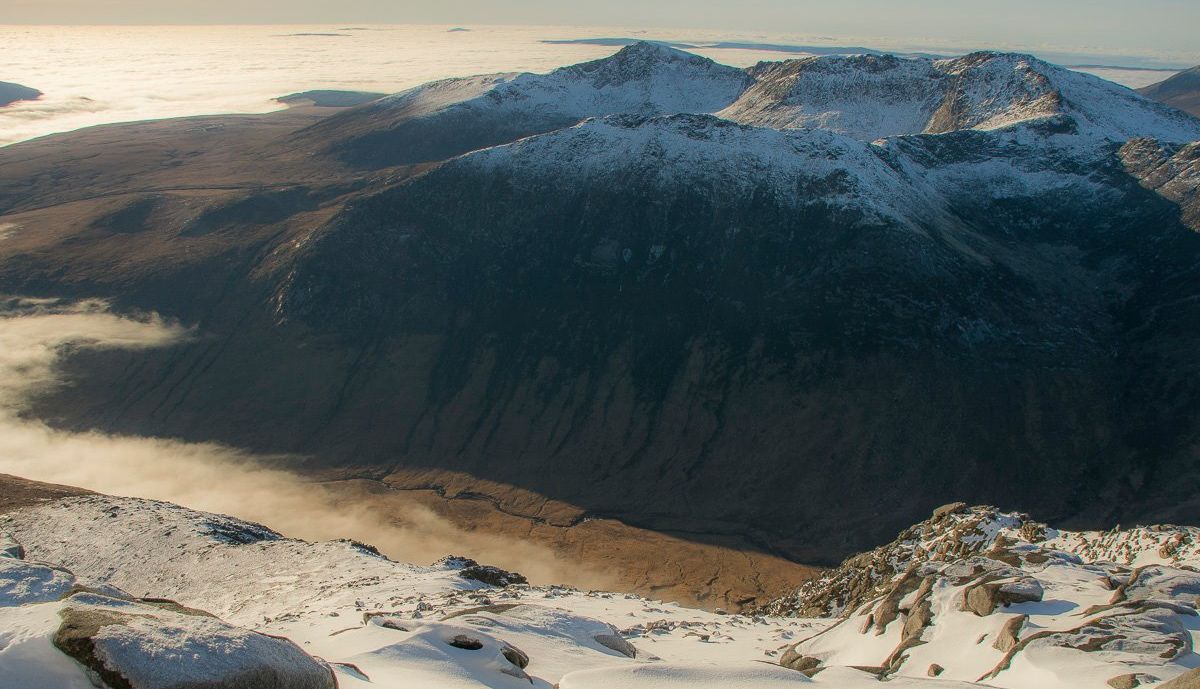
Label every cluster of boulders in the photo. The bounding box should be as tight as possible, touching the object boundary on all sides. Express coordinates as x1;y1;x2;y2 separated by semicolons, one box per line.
760;502;1027;617
765;504;1200;687
437;555;529;587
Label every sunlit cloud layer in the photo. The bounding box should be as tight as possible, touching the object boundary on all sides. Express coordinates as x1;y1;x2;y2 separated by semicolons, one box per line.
0;297;614;587
0;24;1185;147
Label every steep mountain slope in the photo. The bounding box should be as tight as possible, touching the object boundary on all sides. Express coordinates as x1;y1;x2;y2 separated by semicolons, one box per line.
1139;66;1200;117
2;481;1197;688
271;88;1200;561
1121;138;1200;229
2;44;1200;574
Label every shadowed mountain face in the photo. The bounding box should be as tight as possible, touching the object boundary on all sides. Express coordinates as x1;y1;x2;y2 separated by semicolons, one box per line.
3;44;1200;567
1139;66;1200;117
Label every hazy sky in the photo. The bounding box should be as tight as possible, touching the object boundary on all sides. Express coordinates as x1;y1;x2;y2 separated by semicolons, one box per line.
6;0;1199;61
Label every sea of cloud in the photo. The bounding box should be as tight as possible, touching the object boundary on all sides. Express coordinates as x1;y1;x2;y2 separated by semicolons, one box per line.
0;24;1186;146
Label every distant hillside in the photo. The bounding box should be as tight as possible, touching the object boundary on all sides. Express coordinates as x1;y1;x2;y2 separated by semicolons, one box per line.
1138;65;1200;116
0;81;41;107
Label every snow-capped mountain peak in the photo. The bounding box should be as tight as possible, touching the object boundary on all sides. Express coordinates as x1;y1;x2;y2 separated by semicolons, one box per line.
555;40;734;86
720;49;1200;143
310;44;1200;168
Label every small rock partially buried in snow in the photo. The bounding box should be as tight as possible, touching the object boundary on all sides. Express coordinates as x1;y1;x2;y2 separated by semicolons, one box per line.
593;632;637;658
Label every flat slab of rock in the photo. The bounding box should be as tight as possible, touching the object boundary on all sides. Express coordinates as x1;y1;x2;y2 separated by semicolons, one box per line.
54;593;336;689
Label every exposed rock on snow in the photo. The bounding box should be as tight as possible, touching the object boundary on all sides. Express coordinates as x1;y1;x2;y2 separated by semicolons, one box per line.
1;531;23;560
0;559;336;689
438;555;530;587
960;574;1043;616
53;592;337;689
765;505;1200;687
763;504;1200;617
1120;138;1200;230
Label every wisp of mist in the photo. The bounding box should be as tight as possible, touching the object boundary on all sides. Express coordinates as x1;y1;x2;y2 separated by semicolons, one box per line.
0;297;610;588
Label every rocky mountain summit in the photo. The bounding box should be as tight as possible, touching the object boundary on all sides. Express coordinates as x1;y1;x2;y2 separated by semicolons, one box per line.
763;503;1200;687
723;51;1199;142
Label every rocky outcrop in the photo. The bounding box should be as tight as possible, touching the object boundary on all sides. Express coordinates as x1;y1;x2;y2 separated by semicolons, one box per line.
437;556;529;587
1;546;337;689
54;593;337;689
960;576;1043;616
593;633;637;658
1108;672;1158;689
767;505;1200;685
763;505;1200;617
992;614;1025;652
1120;138;1200;230
778;647;821;673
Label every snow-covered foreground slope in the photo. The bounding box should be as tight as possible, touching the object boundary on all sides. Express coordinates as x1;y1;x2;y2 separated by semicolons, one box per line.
2;494;1199;688
0;494;828;688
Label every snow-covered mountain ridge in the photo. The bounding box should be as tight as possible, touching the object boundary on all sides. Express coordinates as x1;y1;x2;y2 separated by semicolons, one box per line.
3;491;1199;688
358;43;1199;240
308;41;1200;169
722;51;1200;143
